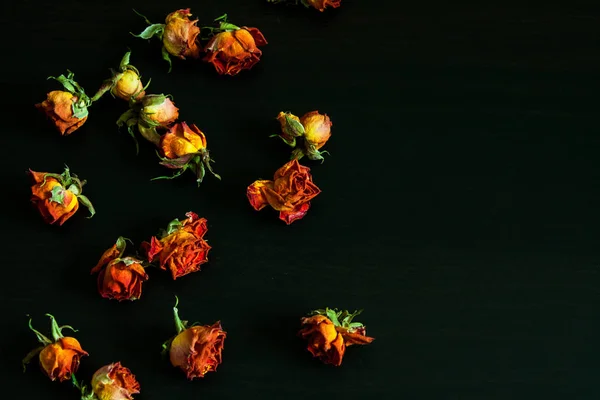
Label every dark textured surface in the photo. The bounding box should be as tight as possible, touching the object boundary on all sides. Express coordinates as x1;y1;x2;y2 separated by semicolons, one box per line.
2;0;600;398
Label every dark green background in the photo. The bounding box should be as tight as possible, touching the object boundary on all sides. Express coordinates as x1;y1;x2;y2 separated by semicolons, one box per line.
2;0;600;398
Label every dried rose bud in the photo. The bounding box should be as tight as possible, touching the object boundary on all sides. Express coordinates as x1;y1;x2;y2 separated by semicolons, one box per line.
273;110;332;161
162;297;226;380
36;71;91;135
76;362;140;400
28;166;95;226
142;212;211;280
274;112;304;147
247;159;321;224
298;308;374;366
202;14;267;76
116;93;179;153
91;237;149;301
91;52;148;103
132;8;201;72
22;314;88;382
267;0;341;11
154;122;221;185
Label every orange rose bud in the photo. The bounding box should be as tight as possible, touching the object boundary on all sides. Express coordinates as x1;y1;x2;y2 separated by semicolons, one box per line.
28;166;95;226
267;0;341;11
36;71;91;136
155;122;221;185
117;93;179;153
273;110;332;162
142;212;211;280
247;159;321;224
132;9;201;72
203;14;267;76
163;9;202;60
91;237;149;301
162;297;226;380
299;308;374;366
87;362;140;400
23;314;88;382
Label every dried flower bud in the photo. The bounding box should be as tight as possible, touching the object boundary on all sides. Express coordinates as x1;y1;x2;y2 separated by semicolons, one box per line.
154;122;221;184
22;314;88;382
247;159;321;224
142;212;211;280
299;308;374;366
28;166;95;225
89;362;140;400
202;14;267;76
36;71;91;135
91;237;149;301
162;297;226;380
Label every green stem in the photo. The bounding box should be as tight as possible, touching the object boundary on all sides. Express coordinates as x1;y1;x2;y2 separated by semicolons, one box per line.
173;296;187;334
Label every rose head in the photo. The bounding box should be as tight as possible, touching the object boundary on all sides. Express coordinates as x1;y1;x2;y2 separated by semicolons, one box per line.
163;297;226;380
163;9;202;59
203;17;267;76
36;91;88;136
91;237;149;301
161;122;207;159
300;111;332;150
36;70;91;135
23;314;88;382
141;94;179;127
246;159;321;224
112;70;145;101
28;167;95;225
169;323;226;379
304;0;342;11
275;111;304;147
143;212;211;280
91;362;140;400
299;308;374;366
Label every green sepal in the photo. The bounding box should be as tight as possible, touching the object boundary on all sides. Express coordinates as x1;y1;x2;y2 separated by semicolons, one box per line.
47;313;78;341
165;218;184;235
300;0;311;7
22;346;44;372
309;308;365;330
49;186;66;205
47;70;91;115
277;135;297;148
138;123;161;146
172;296;188;334
150;168;187;182
290;148;305;160
90;74;119;102
27;315;52;345
142;94;168;107
284;114;305;137
77;195;95;218
115;236;131;256
132;8;154;25
161;46;172;73
117;109;138;128
219;22;240;31
201;150;222;181
67;183;81;196
119;51;132;70
132;23;165;40
304;143;329;163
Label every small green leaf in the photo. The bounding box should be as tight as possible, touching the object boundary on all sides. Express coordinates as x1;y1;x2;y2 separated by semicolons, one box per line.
119;51;131;70
50;186;66;205
161;46;172;73
326;308;341;326
77;195;95;218
131;23;164;40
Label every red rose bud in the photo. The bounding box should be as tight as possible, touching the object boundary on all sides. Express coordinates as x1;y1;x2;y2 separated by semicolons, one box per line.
22;314;88;382
154;122;221;185
78;362;140;400
116;93;179;153
202;14;267;76
28;166;95;226
247;159;321;224
142;212;211;280
298;308;374;366
132;9;201;72
162;297;226;380
267;0;341;11
91;237;149;301
36;70;91;136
